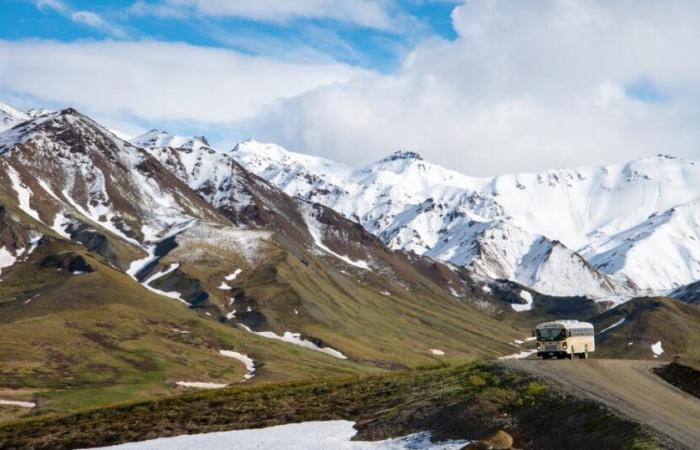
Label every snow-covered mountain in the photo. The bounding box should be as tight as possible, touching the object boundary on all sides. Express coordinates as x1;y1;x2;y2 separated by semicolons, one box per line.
231;140;700;301
0;102;30;132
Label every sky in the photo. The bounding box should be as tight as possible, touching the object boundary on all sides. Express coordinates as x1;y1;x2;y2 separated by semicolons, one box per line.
1;0;700;175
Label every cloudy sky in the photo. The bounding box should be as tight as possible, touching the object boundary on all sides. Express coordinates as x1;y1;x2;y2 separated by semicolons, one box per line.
2;0;700;175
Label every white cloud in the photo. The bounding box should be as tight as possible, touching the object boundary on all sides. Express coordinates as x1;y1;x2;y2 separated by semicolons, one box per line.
34;0;127;38
244;0;700;174
8;1;700;175
130;0;401;31
0;39;365;124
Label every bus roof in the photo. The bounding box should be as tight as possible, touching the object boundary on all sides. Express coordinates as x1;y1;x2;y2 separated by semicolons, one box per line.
535;320;594;329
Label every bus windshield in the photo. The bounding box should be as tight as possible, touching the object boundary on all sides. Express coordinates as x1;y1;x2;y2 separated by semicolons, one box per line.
536;327;566;342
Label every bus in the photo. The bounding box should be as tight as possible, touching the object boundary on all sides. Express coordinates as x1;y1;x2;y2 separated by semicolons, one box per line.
534;320;595;359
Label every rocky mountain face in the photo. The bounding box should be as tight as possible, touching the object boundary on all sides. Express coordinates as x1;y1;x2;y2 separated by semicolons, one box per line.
231;140;700;303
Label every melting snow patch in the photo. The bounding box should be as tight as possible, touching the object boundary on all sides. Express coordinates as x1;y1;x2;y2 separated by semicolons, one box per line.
430;349;445;356
514;339;524;345
171;328;189;334
302;204;371;270
225;310;236;320
218;281;232;290
174;225;271;264
0;247;17;276
481;285;492;293
448;287;462;298
598;317;626;334
142;263;189;305
511;290;533;312
88;420;468;449
498;350;536;360
240;325;347;359
381;290;391;296
0;399;35;408
225;269;242;281
219;350;255;380
7;166;41;222
651;341;664;357
175;381;227;389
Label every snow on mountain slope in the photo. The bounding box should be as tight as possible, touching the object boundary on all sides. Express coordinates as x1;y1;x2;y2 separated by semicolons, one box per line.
0;103;30;132
586;200;700;291
0;108;227;272
232;141;700;299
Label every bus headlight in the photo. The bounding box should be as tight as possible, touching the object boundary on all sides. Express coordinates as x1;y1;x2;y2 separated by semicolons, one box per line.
562;342;567;349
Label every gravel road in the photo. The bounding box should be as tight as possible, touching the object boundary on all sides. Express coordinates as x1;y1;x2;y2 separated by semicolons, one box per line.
502;359;700;449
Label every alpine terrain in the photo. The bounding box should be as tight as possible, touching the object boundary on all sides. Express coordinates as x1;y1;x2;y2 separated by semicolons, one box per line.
0;102;699;450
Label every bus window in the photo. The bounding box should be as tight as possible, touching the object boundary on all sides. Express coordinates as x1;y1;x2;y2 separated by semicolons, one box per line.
536;328;566;341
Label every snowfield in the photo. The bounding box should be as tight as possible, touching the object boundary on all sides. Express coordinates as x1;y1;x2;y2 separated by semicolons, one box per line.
88;420;468;450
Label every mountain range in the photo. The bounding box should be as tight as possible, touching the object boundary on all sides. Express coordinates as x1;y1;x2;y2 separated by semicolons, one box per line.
1;101;699;421
230;140;700;305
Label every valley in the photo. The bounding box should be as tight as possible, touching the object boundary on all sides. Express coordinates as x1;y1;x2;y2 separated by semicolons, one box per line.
0;103;699;449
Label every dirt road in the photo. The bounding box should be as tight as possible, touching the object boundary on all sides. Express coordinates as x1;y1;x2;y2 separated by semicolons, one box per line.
502;359;700;449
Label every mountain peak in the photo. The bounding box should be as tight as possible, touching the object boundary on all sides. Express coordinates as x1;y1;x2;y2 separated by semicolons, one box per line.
131;130;211;151
382;150;423;162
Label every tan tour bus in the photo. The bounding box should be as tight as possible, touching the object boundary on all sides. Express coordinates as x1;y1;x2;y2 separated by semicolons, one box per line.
534;320;595;359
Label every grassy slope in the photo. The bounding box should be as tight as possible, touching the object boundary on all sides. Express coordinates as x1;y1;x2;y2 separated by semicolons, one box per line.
591;297;700;360
0;362;674;450
244;250;521;366
0;233;523;422
0;243;372;421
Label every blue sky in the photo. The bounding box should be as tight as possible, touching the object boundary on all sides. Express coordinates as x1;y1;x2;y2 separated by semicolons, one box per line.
2;0;458;72
1;1;699;175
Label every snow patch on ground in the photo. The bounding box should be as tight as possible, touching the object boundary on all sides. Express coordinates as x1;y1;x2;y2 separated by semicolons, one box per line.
225;269;242;281
7;165;41;222
240;325;347;359
89;420;468;449
430;349;445;356
0;399;35;408
598;317;626;334
511;290;533;312
301;203;371;270
498;350;537;360
219;350;255;380
175;381;227;389
142;263;188;305
651;341;664;357
0;247;17;275
173;224;271;263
